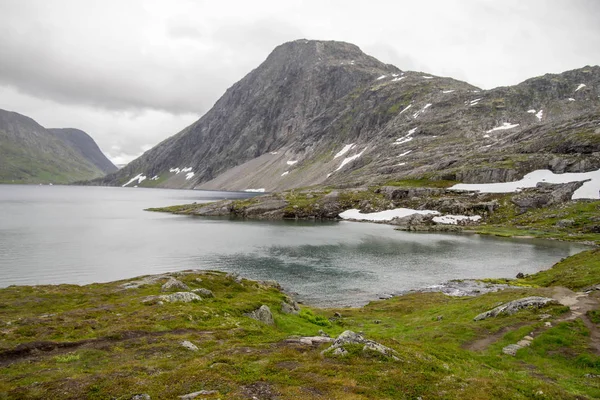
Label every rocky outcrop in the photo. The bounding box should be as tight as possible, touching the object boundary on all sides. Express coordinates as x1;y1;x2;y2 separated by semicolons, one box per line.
512;181;589;213
191;288;214;298
322;330;399;360
161;278;190;292
245;305;275;325
474;297;557;321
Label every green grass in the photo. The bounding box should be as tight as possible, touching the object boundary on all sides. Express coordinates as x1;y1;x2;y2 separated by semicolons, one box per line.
1;251;599;399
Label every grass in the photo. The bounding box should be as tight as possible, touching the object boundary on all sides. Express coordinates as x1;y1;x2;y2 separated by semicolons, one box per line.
1;251;599;399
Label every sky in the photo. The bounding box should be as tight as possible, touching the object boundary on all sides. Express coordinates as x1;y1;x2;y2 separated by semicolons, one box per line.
0;0;599;165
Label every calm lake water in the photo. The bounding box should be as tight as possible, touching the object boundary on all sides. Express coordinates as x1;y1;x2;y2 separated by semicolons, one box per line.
0;185;588;306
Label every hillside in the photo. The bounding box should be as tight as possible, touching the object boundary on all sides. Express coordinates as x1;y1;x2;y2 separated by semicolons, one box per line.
92;39;600;192
48;128;118;175
0;109;116;184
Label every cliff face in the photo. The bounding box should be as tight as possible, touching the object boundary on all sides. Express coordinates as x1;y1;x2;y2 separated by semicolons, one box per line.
0;109;115;183
93;39;600;191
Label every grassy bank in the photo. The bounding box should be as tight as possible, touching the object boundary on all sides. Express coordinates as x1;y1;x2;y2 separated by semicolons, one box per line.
1;250;600;399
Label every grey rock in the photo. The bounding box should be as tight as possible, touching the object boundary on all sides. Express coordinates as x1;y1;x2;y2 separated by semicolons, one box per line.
281;298;300;315
130;395;151;400
512;181;588;213
474;296;557;321
161;277;190;292
245;305;275;325
502;344;522;356
191;288;214;298
178;391;218;399
556;218;575;228
159;292;202;303
181;340;199;351
322;330;398;360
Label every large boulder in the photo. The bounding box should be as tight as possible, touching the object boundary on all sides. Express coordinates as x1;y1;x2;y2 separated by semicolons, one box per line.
474;296;557;321
511;180;588;213
161;277;190;292
245;305;275;325
322;330;398;360
160;292;202;303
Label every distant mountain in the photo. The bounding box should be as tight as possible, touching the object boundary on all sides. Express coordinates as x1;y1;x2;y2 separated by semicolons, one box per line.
0;109;116;184
91;39;600;191
47;128;117;174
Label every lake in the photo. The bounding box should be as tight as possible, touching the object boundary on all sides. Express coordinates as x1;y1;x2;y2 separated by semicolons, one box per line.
0;185;588;306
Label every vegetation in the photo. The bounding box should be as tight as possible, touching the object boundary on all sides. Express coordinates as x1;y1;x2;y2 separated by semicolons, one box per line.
1;249;599;399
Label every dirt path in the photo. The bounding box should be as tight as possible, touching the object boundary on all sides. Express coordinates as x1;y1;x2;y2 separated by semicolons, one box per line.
465;287;600;353
0;328;214;366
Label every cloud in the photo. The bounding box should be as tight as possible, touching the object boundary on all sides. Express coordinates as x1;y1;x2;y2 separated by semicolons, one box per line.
0;0;598;166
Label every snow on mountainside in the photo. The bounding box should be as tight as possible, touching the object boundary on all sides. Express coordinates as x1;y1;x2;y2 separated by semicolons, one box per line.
90;40;600;195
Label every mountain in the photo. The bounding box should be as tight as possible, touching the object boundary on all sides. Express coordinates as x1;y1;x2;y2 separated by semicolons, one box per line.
47;128;118;175
0;109;116;184
94;39;600;191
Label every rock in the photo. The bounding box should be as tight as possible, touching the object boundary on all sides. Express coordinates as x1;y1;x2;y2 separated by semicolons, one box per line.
334;312;342;318
556;219;575;228
389;213;434;227
281;298;300;315
286;336;333;345
244;199;288;218
516;272;525;279
130;395;151;400
511;180;588;213
191;288;214;298
516;339;532;347
178;390;218;399
545;322;552;327
322;330;399;360
436;315;443;321
181;340;199;351
245;305;275;325
502;344;522;356
523;335;534;341
474;296;557;321
159;292;202;303
161;277;190;292
318;329;330;337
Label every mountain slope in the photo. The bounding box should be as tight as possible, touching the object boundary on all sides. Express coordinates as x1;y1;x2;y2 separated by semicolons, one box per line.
0;109;114;184
94;39;600;191
48;128;118;174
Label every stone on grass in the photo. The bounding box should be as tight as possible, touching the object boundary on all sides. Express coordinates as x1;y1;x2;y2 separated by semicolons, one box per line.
130;395;151;400
161;277;190;292
322;330;399;360
245;305;274;325
281;298;300;315
191;288;214;298
178;390;218;399
181;340;199;351
502;344;523;356
474;297;557;321
159;292;202;303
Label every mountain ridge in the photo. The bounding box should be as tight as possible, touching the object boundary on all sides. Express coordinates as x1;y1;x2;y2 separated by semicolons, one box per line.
0;109;117;184
90;39;600;191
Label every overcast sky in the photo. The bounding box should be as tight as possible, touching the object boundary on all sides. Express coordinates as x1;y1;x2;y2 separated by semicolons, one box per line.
0;0;599;165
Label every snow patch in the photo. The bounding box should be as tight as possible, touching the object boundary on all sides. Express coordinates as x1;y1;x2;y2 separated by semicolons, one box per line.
442;90;455;94
185;172;195;180
450;168;600;199
339;208;440;222
408;127;418;135
391;73;399;77
413;103;431;119
568;98;576;102
432;215;482;225
169;168;181;174
287;160;298;166
398;150;412;157
399;104;412;115
181;167;192;173
397;162;406;166
334;143;355;159
270;151;278;155
244;188;266;193
281;171;289;177
483;134;490;138
335;148;367;171
122;174;146;187
527;109;536;114
535;110;543;121
377;75;387;80
575;83;586;92
486;122;519;133
391;76;405;82
151;175;159;181
469;98;482;106
422;76;434;79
